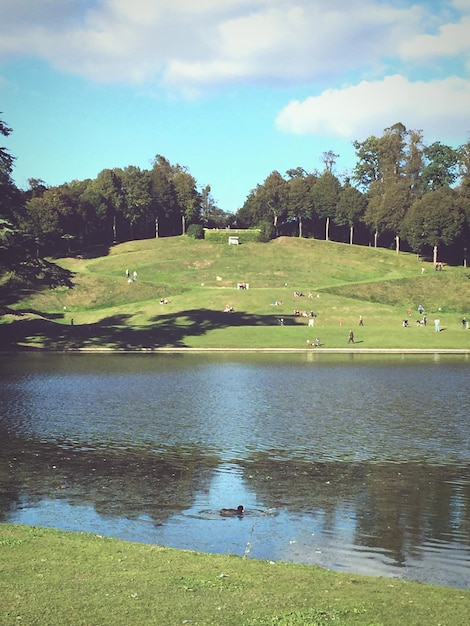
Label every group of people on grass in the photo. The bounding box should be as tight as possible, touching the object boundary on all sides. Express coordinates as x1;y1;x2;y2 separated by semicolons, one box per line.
125;268;138;283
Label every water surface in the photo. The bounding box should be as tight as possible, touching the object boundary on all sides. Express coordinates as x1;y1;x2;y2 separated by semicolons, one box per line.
1;352;469;589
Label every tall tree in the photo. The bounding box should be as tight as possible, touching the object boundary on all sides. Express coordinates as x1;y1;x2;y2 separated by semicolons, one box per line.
149;158;178;238
336;181;366;244
311;170;341;241
259;171;288;235
118;166;152;240
0;115;29;268
320;150;339;173
173;171;201;234
422;142;460;191
402;187;469;263
458;140;470;199
92;169;125;243
354;123;422;248
286;170;316;238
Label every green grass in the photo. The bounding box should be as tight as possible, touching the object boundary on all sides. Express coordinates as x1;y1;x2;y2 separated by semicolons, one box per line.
1;236;470;351
1;524;468;626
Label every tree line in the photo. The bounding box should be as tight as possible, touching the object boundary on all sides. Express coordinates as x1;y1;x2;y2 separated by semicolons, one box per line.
1;118;470;280
237;123;470;264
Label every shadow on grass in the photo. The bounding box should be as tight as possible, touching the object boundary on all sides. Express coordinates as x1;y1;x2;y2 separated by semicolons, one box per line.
0;259;75;312
0;309;303;351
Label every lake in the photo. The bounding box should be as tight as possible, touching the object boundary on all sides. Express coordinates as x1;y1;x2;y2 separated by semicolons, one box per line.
0;351;469;589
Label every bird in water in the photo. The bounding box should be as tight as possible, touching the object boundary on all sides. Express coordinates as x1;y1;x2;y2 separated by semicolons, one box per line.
220;505;244;517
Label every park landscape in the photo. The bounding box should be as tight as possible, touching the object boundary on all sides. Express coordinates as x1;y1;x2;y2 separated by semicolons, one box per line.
1;235;470;626
1;233;469;352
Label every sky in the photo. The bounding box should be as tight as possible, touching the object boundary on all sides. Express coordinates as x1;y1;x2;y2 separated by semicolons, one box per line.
1;0;470;213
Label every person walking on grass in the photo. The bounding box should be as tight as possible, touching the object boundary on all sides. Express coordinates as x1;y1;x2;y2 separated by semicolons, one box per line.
348;329;355;344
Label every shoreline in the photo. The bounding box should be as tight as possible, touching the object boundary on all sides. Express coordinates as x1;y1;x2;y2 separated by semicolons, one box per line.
2;346;470;354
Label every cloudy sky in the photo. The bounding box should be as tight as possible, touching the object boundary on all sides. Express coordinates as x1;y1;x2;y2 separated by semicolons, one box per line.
1;0;469;212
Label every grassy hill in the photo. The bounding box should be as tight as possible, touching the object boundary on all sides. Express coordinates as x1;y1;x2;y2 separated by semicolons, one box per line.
1;236;470;350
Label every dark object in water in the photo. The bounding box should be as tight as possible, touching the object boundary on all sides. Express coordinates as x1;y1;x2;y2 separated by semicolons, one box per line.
220;505;244;516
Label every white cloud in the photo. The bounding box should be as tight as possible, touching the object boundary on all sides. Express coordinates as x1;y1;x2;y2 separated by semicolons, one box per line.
0;0;424;89
275;75;470;142
399;15;470;65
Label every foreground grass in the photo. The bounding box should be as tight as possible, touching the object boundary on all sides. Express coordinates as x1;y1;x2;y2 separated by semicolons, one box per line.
1;236;470;350
1;524;468;626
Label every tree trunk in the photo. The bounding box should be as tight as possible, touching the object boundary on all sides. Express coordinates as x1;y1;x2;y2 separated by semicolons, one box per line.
299;217;303;238
112;215;117;244
349;225;354;245
433;245;438;266
374;230;378;248
395;235;400;254
155;217;159;238
182;214;186;235
325;216;330;241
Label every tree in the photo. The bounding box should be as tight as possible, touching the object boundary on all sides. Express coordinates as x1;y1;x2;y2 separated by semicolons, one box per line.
320;150;339;173
422;142;460;191
173;171;201;234
0;115;22;223
352;135;381;191
0;115;31;268
336;181;366;244
364;178;411;249
23;186;75;255
354;123;423;248
311;170;341;241
402;187;468;263
458;140;470;199
118;166;152;240
91;169;125;243
200;185;232;228
149;160;178;238
287;172;316;238
258;171;288;235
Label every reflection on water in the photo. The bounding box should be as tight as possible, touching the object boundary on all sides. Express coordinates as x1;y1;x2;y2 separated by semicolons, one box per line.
0;352;469;589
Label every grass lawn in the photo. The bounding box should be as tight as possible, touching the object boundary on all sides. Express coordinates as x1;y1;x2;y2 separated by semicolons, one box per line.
1;236;469;351
1;524;469;626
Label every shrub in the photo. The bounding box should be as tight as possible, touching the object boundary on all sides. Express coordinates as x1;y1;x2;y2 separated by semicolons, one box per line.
204;228;261;244
258;221;276;242
186;224;204;239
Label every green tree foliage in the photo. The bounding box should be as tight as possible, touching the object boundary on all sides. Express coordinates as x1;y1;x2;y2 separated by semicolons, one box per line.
422;142;460;191
355;123;424;247
3;113;470;264
186;223;204;239
0;115;30;268
199;184;231;228
458;140;470;199
287;171;316;238
114;166;151;239
336;181;366;244
173;170;201;234
311;170;341;241
402;187;469;260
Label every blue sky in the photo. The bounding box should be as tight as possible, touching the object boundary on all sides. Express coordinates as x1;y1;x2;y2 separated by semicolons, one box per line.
1;0;470;213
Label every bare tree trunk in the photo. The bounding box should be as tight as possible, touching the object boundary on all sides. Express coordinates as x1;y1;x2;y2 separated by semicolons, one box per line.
349;225;354;245
433;245;438;266
155;217;159;238
374;230;378;248
299;217;303;238
182;214;186;235
395;235;400;254
325;216;330;241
